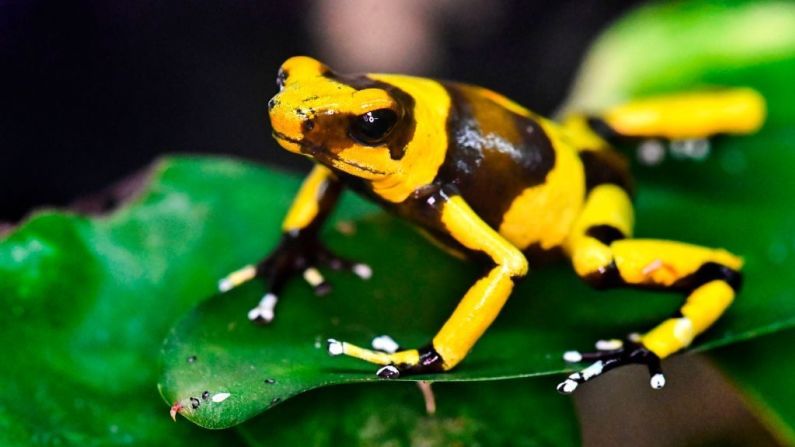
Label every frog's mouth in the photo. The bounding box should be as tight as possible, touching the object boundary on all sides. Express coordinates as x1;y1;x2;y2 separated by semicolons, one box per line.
271;131;303;153
272;131;388;176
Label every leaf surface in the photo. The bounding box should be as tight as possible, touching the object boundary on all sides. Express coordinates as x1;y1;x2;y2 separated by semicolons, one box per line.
159;0;795;429
159;123;795;428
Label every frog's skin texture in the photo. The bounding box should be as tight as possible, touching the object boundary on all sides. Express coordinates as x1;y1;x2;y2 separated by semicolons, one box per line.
220;56;765;392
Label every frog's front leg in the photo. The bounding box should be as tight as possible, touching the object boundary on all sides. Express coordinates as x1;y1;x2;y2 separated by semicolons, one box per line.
218;164;371;323
328;190;528;377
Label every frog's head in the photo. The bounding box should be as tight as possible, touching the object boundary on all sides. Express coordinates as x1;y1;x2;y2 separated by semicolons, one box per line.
268;56;415;180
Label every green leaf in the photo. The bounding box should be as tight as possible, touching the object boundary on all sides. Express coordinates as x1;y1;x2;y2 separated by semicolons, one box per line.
236;379;578;447
0;159;314;445
0;156;577;444
4;0;794;441
158;130;795;428
158;1;795;430
711;330;795;444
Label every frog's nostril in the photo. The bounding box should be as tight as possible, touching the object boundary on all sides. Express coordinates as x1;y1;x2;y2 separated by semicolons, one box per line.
268;97;278;111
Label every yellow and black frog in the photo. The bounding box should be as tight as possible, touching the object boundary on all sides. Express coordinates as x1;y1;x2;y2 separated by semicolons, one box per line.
219;56;765;393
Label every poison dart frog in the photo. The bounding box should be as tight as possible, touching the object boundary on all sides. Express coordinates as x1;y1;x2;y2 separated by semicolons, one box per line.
219;56;765;393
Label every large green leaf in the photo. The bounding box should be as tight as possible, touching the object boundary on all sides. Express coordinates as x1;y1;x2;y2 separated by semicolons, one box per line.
237;379;578;447
0;159;320;445
158;127;795;429
158;1;795;431
0;156;575;444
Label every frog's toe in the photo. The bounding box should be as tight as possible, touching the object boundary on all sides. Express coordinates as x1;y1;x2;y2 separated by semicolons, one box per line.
326;338;443;379
557;358;611;394
301;267;332;296
558;339;664;394
302;261;370;296
247;293;278;324
218;264;258;292
561;336;639;363
371;334;400;353
557;377;580;394
327;338;345;356
315;244;372;280
594;338;624;350
376;365;401;379
562;350;583;363
325;338;387;361
650;372;666;389
352;263;372;279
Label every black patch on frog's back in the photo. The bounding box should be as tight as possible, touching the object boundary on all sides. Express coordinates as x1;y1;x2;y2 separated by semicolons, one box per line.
435;83;556;229
322;72;416;161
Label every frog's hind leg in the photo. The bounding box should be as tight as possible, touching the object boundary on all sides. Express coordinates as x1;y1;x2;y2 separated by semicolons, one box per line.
579;88;766;142
560;183;742;393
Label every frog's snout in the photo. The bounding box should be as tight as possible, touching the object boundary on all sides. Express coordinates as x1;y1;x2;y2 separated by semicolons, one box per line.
268;95;303;143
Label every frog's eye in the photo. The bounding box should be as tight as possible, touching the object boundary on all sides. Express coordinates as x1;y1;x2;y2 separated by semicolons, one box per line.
349;109;398;146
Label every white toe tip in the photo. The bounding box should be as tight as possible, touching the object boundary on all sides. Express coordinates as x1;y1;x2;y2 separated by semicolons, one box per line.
327;339;344;356
303;267;324;287
247;307;261;321
372;335;399;354
563;351;582;363
650;373;666;390
353;264;372;280
247;307;273;323
260;293;278;307
581;360;605;380
595;339;623;351
557;379;579;394
247;294;278;322
377;365;400;378
218;279;232;292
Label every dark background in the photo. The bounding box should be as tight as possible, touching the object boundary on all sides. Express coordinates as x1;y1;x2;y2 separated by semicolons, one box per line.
0;0;640;221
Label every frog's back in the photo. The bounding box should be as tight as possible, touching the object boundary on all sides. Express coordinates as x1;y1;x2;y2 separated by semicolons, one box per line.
434;82;586;252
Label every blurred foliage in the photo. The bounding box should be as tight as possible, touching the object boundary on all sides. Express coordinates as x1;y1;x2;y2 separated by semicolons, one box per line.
563;0;795;124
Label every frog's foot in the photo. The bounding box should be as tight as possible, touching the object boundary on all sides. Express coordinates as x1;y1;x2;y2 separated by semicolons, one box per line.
327;337;444;378
557;336;664;394
217;233;371;324
246;293;279;323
